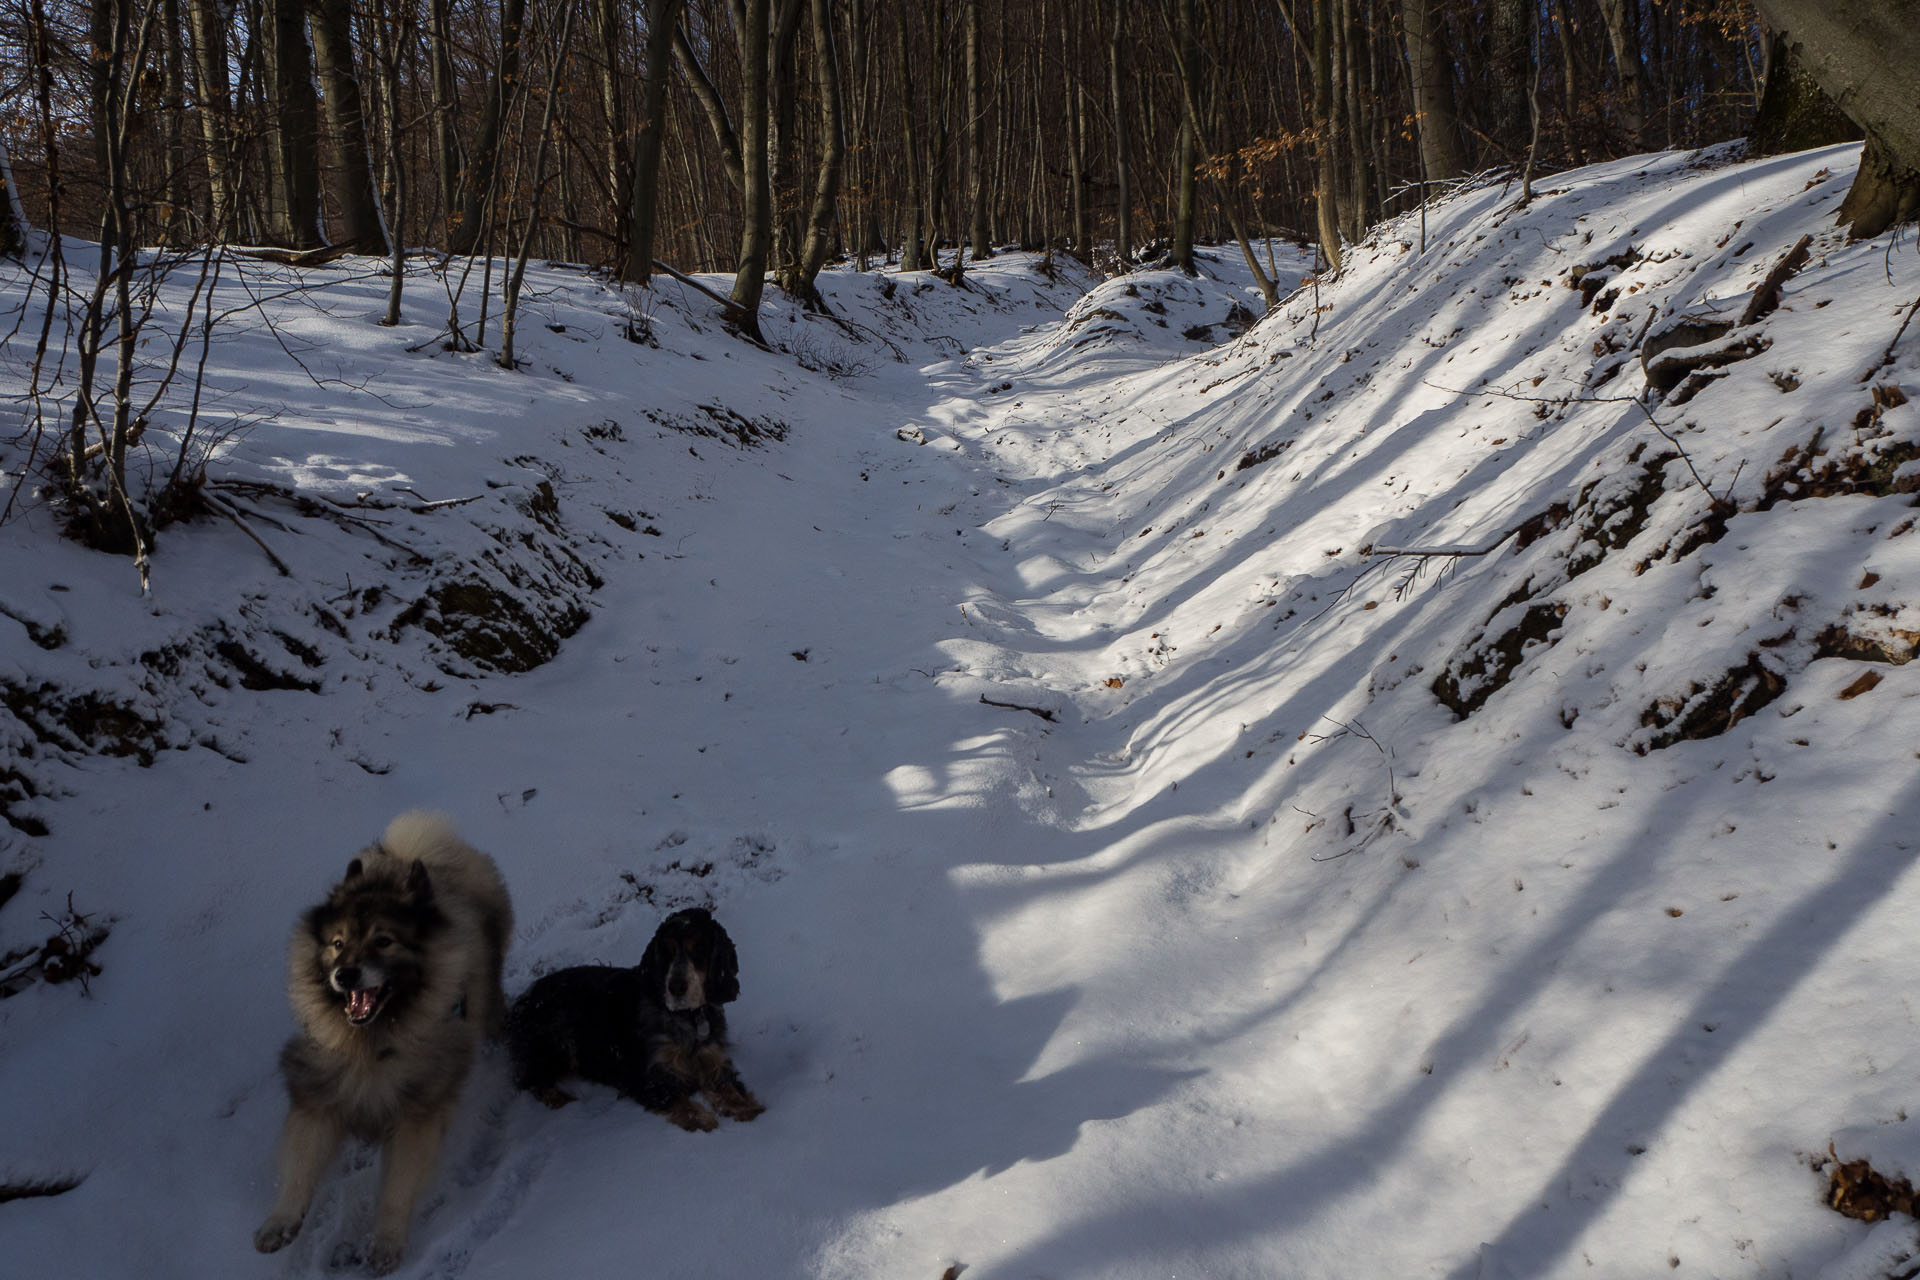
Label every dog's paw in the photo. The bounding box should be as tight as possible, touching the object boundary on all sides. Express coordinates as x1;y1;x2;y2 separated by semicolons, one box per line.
253;1215;304;1253
665;1097;719;1132
365;1241;405;1276
713;1087;765;1122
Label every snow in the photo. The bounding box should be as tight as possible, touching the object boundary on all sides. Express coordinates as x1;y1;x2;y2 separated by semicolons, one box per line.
3;140;1920;1278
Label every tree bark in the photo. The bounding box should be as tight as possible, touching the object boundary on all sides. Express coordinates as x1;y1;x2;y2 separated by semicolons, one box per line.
308;0;384;251
1400;0;1463;181
1311;0;1340;270
184;0;236;236
594;0;631;269
0;131;25;257
1487;0;1530;158
1753;0;1920;238
786;0;846;302
1748;31;1862;158
266;0;323;248
1170;0;1198;275
1107;0;1131;267
674;23;746;195
449;0;527;254
429;0;460;224
966;0;991;260
625;0;683;283
1595;0;1645;151
896;7;924;270
730;0;772;340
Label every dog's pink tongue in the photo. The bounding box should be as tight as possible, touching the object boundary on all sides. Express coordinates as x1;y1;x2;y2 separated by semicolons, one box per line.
347;989;378;1021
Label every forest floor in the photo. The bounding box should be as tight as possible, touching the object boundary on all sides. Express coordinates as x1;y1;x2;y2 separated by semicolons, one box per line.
3;140;1920;1279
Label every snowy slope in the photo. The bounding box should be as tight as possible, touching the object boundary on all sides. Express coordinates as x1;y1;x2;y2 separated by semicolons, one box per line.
3;141;1920;1280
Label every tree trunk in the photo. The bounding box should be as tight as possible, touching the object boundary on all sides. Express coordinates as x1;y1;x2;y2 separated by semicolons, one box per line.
1311;0;1340;270
1401;0;1464;181
308;0;384;251
1488;0;1529;158
1748;31;1862;157
897;7;924;270
625;0;683;283
449;0;527;254
0;130;24;258
768;0;806;284
372;0;407;324
966;0;991;260
785;0;846;302
1108;0;1131;267
730;0;773;341
429;0;460;225
266;0;323;247
1753;0;1920;238
1595;0;1646;151
185;0;236;236
1170;0;1198;275
594;0;631;270
674;23;746;194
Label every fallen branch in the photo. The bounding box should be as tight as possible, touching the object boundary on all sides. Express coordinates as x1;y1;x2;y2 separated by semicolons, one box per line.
1738;233;1813;327
391;486;487;511
1864;292;1920;380
979;694;1058;722
650;259;741;312
225;241;362;269
201;491;293;576
1304;718;1403;862
206;479;432;563
1367;532;1519;558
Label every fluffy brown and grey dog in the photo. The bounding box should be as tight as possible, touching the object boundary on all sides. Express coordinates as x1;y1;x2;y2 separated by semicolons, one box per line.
254;811;512;1275
506;907;764;1132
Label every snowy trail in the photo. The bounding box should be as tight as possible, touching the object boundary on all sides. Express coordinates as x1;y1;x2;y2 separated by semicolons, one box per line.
9;143;1920;1280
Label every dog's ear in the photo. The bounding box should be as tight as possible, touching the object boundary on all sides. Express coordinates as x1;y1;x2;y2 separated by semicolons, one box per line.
707;920;741;1004
406;858;434;903
637;922;672;996
344;857;364;881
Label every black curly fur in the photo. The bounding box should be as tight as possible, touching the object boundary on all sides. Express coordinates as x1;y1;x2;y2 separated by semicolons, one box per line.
506;909;762;1127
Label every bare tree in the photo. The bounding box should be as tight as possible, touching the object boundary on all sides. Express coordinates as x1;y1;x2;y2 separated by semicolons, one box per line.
449;0;528;254
1401;0;1464;182
965;0;990;261
1595;0;1646;151
1108;0;1131;266
730;0;773;341
624;0;684;283
782;0;846;304
309;0;385;250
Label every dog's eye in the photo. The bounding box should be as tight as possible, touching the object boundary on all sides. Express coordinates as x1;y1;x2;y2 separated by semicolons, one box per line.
373;935;394;950
329;938;344;951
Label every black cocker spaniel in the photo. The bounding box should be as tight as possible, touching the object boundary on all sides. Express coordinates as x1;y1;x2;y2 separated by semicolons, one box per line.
506;907;765;1131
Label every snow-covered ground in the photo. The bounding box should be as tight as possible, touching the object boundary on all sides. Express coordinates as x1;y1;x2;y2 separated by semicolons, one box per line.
4;140;1920;1279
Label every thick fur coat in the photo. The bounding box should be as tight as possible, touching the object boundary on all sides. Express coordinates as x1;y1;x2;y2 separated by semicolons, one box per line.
255;812;512;1274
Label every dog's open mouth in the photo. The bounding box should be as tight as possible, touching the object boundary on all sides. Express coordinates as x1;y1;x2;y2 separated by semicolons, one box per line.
344;985;389;1025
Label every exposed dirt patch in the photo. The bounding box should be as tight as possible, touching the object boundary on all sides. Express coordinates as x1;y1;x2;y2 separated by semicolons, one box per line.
1637;653;1786;752
1827;1149;1919;1224
1434;601;1568;719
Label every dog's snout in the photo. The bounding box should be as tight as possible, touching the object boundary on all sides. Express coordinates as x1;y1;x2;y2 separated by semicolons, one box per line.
667;971;689;998
333;965;361;990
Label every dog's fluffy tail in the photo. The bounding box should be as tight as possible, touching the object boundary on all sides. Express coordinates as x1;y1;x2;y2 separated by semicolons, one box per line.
380;810;465;863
